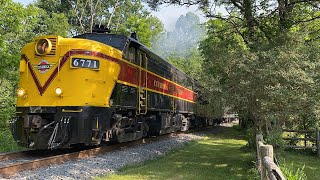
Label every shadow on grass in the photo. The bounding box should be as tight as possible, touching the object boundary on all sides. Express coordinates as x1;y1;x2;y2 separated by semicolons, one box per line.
102;125;258;180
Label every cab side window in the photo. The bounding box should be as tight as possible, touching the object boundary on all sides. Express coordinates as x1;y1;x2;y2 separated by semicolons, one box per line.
128;47;135;63
138;50;147;68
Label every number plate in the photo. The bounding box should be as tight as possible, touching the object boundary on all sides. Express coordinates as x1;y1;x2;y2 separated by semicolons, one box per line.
71;58;100;69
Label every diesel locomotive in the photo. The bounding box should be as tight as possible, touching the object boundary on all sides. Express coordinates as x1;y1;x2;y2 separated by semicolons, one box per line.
10;27;212;149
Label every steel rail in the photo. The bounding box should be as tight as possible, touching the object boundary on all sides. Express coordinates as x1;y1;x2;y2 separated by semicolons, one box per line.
0;150;38;161
0;133;177;176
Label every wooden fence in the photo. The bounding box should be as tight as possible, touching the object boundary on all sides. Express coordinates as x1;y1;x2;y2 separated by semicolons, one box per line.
256;134;286;180
282;128;320;157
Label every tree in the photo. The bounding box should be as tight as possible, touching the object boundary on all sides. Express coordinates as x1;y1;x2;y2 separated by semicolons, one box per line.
146;0;320;46
36;0;164;47
119;15;164;47
201;17;320;134
145;1;320;148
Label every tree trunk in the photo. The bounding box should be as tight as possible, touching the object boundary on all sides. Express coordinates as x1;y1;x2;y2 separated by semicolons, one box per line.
277;0;291;31
107;0;119;29
243;0;255;40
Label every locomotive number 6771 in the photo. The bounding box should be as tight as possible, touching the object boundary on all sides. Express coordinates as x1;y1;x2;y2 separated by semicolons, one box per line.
10;27;212;149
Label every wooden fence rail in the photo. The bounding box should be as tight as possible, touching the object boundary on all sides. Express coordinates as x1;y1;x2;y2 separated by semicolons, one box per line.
282;128;320;157
256;134;286;180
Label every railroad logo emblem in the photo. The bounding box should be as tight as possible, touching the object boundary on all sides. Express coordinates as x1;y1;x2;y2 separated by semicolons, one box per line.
34;60;53;74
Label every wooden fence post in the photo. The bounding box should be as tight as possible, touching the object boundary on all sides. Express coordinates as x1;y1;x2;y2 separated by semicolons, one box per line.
256;134;286;180
260;145;273;180
256;134;264;171
263;156;286;180
316;127;320;158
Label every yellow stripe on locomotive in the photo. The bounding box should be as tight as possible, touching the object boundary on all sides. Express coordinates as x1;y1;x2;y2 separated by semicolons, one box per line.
17;35;121;107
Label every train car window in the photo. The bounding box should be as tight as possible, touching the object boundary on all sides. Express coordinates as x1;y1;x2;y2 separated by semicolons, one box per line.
123;44;129;59
145;55;149;69
137;52;141;66
138;51;144;67
147;58;154;72
143;55;146;68
128;47;136;63
138;51;149;69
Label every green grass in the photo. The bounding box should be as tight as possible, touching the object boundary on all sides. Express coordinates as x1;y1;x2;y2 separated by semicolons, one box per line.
279;151;320;180
96;126;258;180
0;127;24;153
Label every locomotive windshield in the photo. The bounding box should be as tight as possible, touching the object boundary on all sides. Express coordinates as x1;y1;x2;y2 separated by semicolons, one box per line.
74;34;126;51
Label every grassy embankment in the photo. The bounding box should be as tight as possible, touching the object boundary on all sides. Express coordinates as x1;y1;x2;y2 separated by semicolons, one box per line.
96;125;258;180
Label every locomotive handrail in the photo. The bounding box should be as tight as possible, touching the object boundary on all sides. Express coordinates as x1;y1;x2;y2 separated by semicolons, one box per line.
144;55;148;115
137;52;148;115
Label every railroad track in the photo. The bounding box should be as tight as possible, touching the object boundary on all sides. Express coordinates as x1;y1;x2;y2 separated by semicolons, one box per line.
0;133;179;177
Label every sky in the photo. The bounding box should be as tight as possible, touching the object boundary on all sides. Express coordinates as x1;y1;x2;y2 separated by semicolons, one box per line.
13;0;206;31
149;5;206;31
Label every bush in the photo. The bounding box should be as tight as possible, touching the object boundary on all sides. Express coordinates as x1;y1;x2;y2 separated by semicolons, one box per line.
265;128;286;150
245;127;257;149
0;126;24;152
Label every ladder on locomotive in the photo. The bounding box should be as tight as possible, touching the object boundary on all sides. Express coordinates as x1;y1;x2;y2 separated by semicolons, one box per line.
137;51;148;115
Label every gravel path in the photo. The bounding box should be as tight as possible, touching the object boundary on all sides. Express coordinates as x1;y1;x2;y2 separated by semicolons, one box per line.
2;128;216;180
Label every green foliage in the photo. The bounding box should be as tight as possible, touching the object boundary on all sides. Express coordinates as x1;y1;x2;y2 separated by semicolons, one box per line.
118;14;164;47
0;80;16;128
36;0;164;47
146;0;320;137
0;127;24;152
33;9;71;37
265;128;286;150
247;167;260;180
280;151;320;179
280;162;307;180
201;16;320;132
147;0;320;44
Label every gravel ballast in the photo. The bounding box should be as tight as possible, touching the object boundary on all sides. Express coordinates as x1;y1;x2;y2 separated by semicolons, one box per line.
4;132;206;180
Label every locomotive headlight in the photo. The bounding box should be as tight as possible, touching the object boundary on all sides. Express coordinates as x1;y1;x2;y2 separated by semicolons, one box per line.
35;38;52;55
55;87;63;96
17;88;26;97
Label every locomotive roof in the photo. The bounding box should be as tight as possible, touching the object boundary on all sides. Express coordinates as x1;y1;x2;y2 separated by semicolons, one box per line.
74;33;201;89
